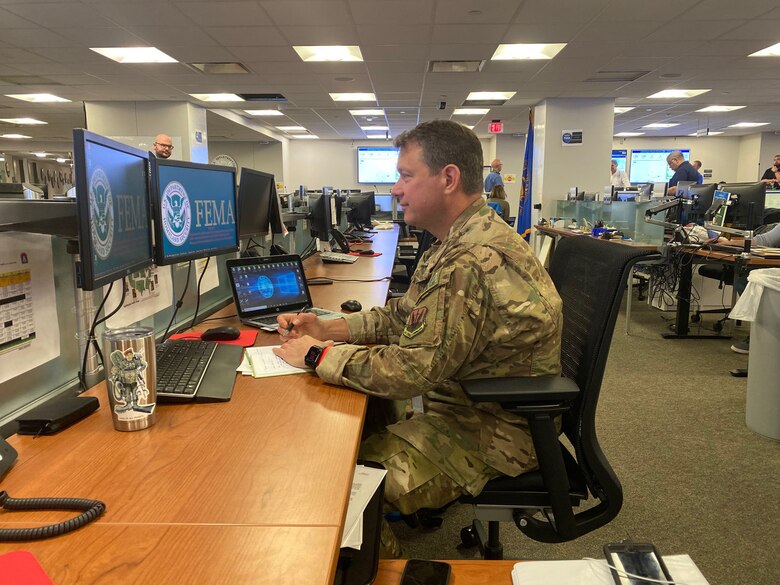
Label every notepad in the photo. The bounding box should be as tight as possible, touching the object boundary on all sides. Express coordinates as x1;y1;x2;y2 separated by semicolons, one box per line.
244;346;310;378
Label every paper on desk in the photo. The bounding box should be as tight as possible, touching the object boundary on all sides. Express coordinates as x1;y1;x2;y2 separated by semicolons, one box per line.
511;555;710;585
195;257;219;293
245;346;309;378
341;465;386;550
237;353;253;375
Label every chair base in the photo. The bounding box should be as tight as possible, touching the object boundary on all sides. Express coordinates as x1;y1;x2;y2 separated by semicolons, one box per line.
460;520;504;560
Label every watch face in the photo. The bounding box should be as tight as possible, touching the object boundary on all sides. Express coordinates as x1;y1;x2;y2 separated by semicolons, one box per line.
304;345;323;368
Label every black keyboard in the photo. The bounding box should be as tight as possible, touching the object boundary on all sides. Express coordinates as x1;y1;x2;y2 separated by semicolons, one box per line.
156;340;217;400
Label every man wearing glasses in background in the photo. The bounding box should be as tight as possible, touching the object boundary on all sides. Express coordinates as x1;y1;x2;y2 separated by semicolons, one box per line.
152;134;174;159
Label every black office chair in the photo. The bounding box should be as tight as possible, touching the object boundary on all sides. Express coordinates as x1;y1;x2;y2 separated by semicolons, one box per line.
690;263;735;332
458;237;657;559
389;229;435;297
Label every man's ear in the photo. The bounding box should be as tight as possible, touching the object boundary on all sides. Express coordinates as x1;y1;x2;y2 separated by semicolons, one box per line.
441;163;460;193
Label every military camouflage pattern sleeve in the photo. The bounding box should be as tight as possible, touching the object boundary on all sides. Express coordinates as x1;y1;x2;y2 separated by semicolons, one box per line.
341;296;409;346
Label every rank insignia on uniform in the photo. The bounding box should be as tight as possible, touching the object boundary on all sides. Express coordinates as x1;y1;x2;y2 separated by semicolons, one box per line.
403;307;427;338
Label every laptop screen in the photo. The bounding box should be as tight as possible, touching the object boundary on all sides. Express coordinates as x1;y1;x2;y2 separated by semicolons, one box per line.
228;256;311;317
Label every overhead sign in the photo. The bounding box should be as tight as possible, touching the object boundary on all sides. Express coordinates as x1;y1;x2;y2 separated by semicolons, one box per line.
488;121;503;134
561;130;583;146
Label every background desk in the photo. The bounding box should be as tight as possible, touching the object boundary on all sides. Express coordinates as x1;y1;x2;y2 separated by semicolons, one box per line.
0;226;399;584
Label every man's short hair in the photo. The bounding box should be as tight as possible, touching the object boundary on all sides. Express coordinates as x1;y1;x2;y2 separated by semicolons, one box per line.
394;120;483;195
666;151;684;163
611;159;618;165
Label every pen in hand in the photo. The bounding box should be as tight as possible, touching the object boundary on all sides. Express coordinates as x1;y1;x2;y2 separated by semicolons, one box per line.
286;306;310;333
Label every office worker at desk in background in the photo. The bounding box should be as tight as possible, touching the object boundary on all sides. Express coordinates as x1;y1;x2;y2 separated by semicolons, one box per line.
152;133;173;159
666;151;699;196
273;120;563;557
760;154;780;187
610;159;630;188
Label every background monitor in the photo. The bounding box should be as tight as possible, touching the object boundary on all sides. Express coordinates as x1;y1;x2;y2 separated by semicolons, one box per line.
151;159;238;265
73;129;154;291
308;189;333;240
652;182;668;197
237;167;275;238
675;181;696;200
346;192;375;228
357;147;400;184
716;182;766;230
630;149;690;183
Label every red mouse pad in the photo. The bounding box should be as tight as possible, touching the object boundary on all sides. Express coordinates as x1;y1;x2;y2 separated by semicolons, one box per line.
347;251;382;257
0;551;54;584
170;330;258;347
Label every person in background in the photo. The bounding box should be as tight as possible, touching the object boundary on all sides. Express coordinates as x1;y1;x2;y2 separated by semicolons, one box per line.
484;158;504;193
272;120;562;557
610;159;630;188
666;151;699;196
760;154;780;187
152;133;174;159
486;184;511;222
692;160;704;184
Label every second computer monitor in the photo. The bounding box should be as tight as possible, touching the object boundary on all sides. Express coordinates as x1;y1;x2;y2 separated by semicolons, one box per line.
237;167;275;239
151;159;239;265
346;192;375;228
717;182;766;230
308;189;333;240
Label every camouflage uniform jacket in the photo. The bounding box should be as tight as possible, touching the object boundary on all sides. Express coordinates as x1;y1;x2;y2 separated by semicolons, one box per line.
317;198;563;495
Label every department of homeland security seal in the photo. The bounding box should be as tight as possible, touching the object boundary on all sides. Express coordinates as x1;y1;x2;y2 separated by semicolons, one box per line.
161;181;191;247
89;168;114;260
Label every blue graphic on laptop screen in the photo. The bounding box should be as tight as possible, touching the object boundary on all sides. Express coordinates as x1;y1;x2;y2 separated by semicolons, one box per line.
234;262;307;312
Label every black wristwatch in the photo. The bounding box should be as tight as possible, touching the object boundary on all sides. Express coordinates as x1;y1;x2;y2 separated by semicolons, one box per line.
304;345;326;369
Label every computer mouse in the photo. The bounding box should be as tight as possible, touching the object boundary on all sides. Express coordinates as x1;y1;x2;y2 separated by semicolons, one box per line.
358;249;375;255
340;299;362;312
201;326;241;342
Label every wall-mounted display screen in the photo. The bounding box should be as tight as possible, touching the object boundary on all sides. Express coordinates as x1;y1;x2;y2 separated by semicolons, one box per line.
630;149;690;183
357;147;399;184
612;149;627;173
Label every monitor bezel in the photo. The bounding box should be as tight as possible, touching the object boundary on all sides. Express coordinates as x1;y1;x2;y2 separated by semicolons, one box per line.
237;167;275;239
151;157;239;266
73;128;154;291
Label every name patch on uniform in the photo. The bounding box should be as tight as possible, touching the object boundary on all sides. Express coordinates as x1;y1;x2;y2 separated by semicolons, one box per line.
403;307;427;338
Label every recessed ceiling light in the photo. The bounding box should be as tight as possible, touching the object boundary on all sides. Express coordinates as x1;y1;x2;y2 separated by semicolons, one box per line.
614;132;644;137
0;133;32;139
360;125;388;131
244;109;285;116
749;42;780;57
330;93;376;102
453;108;490;115
728;122;769;128
349;109;384;116
276;126;308;132
466;92;515;101
614;107;635;114
647;89;711;99
5;94;70;103
695;105;746;112
0;117;47;125
292;135;319;139
189;62;249;74
643;123;679;128
91;47;177;63
189;93;244;102
688;131;724;136
491;43;567;60
293;46;363;62
365;135;387;140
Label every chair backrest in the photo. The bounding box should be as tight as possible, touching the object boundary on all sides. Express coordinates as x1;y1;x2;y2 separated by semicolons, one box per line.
547;237;656;526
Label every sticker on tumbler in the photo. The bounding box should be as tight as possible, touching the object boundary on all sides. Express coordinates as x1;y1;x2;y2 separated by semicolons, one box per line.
108;347;156;420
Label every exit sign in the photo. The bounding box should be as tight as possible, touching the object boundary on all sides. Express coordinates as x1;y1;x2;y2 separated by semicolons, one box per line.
488;121;503;134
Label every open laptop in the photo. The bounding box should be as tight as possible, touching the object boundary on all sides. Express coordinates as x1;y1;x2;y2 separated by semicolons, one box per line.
226;255;344;331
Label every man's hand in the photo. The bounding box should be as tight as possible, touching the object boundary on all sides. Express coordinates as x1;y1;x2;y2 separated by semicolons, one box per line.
272;335;334;369
277;312;327;340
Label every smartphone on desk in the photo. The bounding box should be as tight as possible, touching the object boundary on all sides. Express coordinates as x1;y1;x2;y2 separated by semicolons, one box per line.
603;541;673;585
399;559;451;585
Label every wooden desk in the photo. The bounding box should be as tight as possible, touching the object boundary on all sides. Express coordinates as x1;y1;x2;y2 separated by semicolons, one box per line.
375;560;515;585
0;227;400;584
535;224;658;250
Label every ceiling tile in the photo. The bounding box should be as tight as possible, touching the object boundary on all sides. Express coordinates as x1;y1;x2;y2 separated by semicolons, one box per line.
262;1;351;26
357;25;432;45
276;26;358;45
3;2;116;27
349;0;434;24
175;2;273;27
206;26;289;46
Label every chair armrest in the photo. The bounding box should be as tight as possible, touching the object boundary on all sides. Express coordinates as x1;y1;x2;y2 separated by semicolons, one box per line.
461;375;579;404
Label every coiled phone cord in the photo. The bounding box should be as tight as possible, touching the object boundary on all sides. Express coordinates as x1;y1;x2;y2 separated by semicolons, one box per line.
0;491;106;541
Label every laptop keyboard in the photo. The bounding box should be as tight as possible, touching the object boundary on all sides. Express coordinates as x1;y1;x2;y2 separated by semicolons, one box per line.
320;251;358;264
156;340;217;399
246;307;342;330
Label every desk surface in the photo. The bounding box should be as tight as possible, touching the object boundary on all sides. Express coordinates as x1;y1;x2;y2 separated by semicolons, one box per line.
535;224;659;250
679;245;780;266
0;226;399;584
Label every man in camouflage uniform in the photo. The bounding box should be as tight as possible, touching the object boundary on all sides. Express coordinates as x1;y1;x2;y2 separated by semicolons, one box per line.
274;119;562;556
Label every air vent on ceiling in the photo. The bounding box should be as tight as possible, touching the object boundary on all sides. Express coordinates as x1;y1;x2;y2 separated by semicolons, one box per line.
237;93;287;102
187;62;250;75
584;71;650;83
428;60;485;73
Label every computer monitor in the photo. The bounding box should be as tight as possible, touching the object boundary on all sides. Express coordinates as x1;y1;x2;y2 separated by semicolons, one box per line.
308;189;333;240
346;192;375;229
151;158;239;265
675;181;696;200
652;182;668;198
715;182;766;230
72;129;154;291
237;168;275;239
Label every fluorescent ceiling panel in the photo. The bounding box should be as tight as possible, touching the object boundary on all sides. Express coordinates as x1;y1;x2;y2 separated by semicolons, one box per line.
91;47;177;63
647;89;711;99
293;46;363;62
695;105;745;112
330;93;376;101
0;118;47;125
5;94;70;103
189;93;244;102
491;44;567;60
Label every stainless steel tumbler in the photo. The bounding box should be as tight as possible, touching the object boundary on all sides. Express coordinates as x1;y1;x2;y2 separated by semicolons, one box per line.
102;326;157;432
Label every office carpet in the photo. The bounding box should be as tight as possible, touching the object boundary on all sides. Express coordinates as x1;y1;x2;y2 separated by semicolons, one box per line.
392;297;780;585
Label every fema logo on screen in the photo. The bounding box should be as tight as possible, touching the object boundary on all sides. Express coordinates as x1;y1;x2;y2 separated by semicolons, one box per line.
89;168;115;260
161;181;191;247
